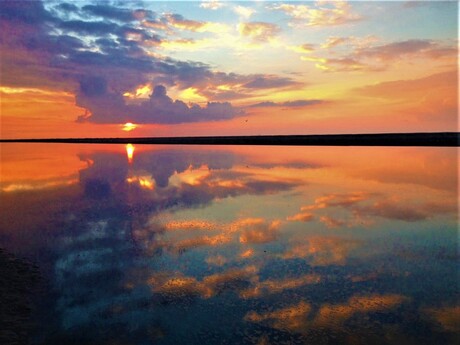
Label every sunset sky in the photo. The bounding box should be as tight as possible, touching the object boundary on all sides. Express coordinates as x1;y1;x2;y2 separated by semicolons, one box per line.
0;0;458;139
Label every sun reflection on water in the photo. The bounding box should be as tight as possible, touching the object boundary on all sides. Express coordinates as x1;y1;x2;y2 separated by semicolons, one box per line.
126;143;134;163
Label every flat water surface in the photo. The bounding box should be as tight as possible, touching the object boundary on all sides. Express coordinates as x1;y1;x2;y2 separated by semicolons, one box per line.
0;144;458;344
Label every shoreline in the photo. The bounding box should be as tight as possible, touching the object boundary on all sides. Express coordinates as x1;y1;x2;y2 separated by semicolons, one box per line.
1;132;459;147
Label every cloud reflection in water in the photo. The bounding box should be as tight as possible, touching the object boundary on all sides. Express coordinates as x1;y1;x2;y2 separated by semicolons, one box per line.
0;144;458;344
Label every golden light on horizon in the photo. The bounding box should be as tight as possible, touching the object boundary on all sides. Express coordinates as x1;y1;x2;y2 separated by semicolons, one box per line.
122;122;137;131
126;144;135;163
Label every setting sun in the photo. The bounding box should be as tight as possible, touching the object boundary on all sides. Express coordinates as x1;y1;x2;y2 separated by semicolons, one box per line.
122;122;137;132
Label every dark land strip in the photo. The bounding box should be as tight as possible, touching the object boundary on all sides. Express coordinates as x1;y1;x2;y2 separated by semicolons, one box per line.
1;132;459;146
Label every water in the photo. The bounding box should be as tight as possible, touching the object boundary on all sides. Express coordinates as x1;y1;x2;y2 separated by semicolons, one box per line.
0;143;458;344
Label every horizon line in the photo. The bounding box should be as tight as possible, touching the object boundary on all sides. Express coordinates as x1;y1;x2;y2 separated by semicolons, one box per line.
1;132;459;147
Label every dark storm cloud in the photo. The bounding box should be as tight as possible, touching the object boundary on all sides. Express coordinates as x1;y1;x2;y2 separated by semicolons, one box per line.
0;0;304;124
57;19;158;44
0;1;188;93
0;0;52;24
55;3;79;13
79;76;108;97
58;20;120;36
77;84;243;124
82;4;145;22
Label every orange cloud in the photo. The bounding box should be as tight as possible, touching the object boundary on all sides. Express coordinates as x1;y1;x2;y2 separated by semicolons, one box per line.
172;233;232;253
164;13;228;33
148;265;259;299
303;56;376;72
245;294;408;333
321;36;348;49
201;265;258;297
126;175;155;190
272;1;362;27
356;39;457;62
168;164;211;186
354;70;457;102
1;178;78;193
159;38;214;51
239;220;281;244
141;20;170;31
306;39;457;72
148;265;322;302
282;236;360;266
240;248;255;259
144;217;284;255
313;294;409;329
240;274;321;299
301;192;372;211
161;217;277;235
165;14;204;31
319;215;346;228
296;191;453;224
163;219;219;231
245;301;313;333
320;35;379;50
205;254;228;266
353;200;429;222
424;305;460;333
286;212;314;222
147;275;207;298
288;43;315;54
123;84;152;99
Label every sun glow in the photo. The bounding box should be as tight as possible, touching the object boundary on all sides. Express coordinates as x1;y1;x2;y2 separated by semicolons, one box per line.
126;144;135;163
123;84;152;99
122;122;138;131
126;175;155;190
179;87;207;103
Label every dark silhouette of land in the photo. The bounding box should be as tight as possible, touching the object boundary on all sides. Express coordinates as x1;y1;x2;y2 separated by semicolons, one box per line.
1;132;459;146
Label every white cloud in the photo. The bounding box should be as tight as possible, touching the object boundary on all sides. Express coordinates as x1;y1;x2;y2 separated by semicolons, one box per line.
200;0;225;10
233;5;255;19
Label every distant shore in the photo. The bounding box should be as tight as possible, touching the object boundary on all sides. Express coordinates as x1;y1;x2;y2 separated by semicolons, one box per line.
1;132;459;147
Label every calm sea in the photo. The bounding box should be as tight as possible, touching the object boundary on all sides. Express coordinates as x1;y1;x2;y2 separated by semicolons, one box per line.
0;143;458;344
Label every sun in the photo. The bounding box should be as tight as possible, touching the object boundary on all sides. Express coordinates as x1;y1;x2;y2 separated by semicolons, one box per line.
122;122;137;131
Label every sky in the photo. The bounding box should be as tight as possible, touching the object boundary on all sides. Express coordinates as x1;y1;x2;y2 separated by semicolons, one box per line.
0;0;458;138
